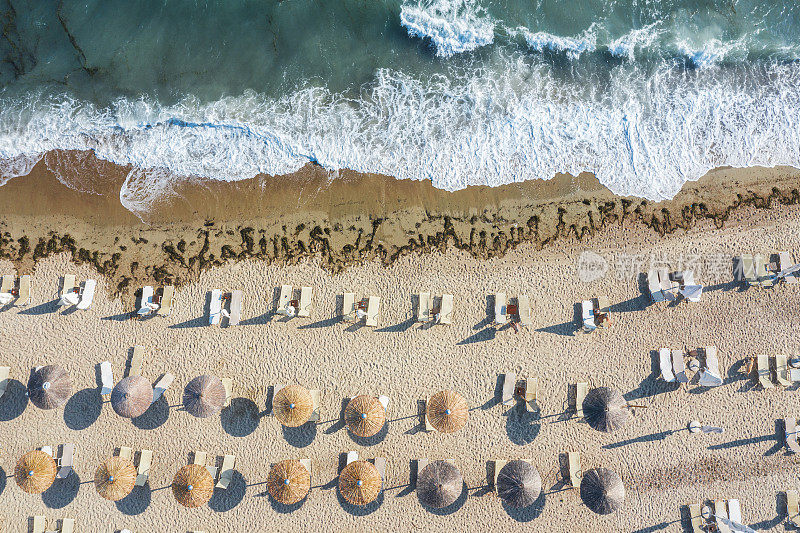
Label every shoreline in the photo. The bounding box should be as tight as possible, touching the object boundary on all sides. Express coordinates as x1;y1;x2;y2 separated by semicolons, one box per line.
1;150;800;298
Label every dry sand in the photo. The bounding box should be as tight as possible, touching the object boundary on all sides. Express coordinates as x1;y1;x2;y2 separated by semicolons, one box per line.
1;203;800;532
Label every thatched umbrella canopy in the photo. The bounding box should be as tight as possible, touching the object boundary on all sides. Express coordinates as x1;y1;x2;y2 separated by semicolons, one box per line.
417;460;463;508
95;456;137;501
183;375;226;418
267;460;311;505
172;464;214;508
273;385;313;427
426;390;468;433
15;450;57;494
580;468;625;515
496;460;542;508
338;460;382;506
345;396;386;438
111;376;154;418
27;365;71;410
583;387;630;433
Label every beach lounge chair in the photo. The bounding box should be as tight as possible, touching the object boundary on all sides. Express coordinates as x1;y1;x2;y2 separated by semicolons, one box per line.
672;350;688;383
216;455;236;489
786;418;800;454
494;293;508;325
100;361;114;396
501;373;516;406
698;346;723;387
228;290;242;326
423;398;435;432
342;292;357;323
679;271;703;302
788;490;800;526
193;451;207;466
135;449;152;486
417;292;432;322
57;443;74;479
438;294;454;325
137;285;154;315
740;254;756;285
365;296;380;327
517;295;532;326
567;452;581;488
520;378;538;412
575;382;588;417
221;378;233;408
299;458;312;476
777;354;792;386
378;395;390;411
128;345;144;377
276;284;292;315
59;274;76;306
647;269;664;302
346;451;359;465
754;253;772;287
493;459;507;488
779;252;799;284
714;500;732;533
158;285;175;316
373;457;386;481
32;515;46;533
40;445;53;457
416;458;429;475
309;389;321;422
659;348;675;382
298;286;313;318
0;365;9;400
688;503;704;533
209;289;222;325
758;354;774;388
0;274;13;304
581;300;595;332
61;518;75;533
119;446;133;461
15;275;31;306
727;499;742;524
658;268;677;300
76;279;95;310
152;373;173;403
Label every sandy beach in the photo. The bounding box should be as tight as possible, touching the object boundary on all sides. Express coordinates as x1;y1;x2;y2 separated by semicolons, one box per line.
1;199;800;532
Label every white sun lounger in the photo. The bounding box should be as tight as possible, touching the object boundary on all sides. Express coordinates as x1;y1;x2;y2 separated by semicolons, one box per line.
779;251;799;284
0;365;9;399
119;447;133;461
299;458;312;476
739;254;756;285
128;345;144;377
228;290;242;326
137;285;154;315
378;395;390;411
567;452;581;488
193;451;207;466
372;457;386;481
581;300;595;332
647;269;664;302
688;503;703;533
501;373;516;406
758;354;774;388
715;500;732;533
365;296;380;327
659;348;675;382
76;279;95;310
517;295;532;326
521;378;538;412
343;292;357;323
671;350;688;383
754;253;771;287
209;289;222;325
438;294;454;325
57;443;74;479
494;292;508;325
61;518;75;533
309;389;321;422
788;490;800;526
15;275;31;306
152;373;174;403
221;378;233;408
135;449;152;486
32;515;45;533
698;346;723;387
298;286;313;317
776;354;792;386
100;361;114;396
493;460;508;489
424;398;435;431
786;418;800;454
575;382;588;417
658;268;675;300
417;292;432;322
276;284;292;315
0;274;13;303
158;285;175;316
60;274;76;305
346;451;359;465
216;454;236;489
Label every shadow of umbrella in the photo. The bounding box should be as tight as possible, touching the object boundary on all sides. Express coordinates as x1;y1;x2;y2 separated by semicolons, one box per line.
503;491;545;522
0;379;28;421
221;397;260;437
115;484;151;515
42;473;81;509
282;423;317;448
131;397;170;430
63;388;102;430
208;471;247;512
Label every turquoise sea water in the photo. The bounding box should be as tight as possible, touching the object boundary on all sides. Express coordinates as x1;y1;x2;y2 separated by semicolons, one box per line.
1;0;800;214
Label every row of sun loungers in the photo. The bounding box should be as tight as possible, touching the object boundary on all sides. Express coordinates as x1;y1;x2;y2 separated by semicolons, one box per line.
276;284;313;318
659;347;722;386
38;444;75;480
648;269;704;303
756;354;799;388
32;516;74;533
686;499;744;533
58;275;97;309
0;274;31;306
192;451;237;489
740;251;799;287
209;289;242;326
417;292;454;325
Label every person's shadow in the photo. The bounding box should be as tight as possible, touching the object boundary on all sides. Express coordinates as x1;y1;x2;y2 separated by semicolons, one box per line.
63;388;102;430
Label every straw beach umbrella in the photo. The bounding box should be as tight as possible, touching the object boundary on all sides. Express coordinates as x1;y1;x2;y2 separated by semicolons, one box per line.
267;460;311;505
583;387;630;433
183;375;226;418
111;376;154;418
95;456;137;501
27;365;71;409
15;450;57;494
417;460;463;508
426;390;468;433
339;460;382;506
496;460;542;508
580;468;625;515
172;464;214;508
345;396;386;438
273;385;313;427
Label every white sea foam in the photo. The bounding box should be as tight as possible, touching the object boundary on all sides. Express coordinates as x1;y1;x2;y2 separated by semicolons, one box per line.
515;27;597;59
1;58;800;212
607;23;662;60
675;37;748;68
400;0;495;57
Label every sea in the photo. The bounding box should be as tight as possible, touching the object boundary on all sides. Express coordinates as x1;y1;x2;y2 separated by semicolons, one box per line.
1;0;799;215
